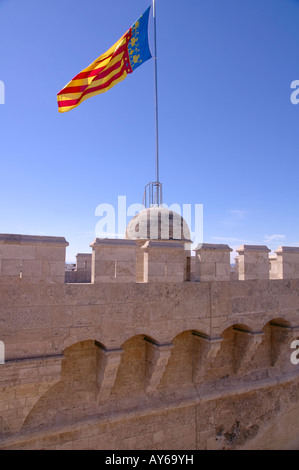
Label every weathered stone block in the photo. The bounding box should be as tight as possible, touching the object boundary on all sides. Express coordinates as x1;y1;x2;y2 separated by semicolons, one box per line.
237;245;270;280
0;244;36;260
274;247;299;280
0;235;68;284
194;244;232;281
22;260;43;277
94;260;116;277
90;239;136;283
141;240;186;283
1;260;22;276
76;253;92;271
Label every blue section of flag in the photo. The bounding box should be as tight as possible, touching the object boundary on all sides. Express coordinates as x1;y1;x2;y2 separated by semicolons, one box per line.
128;6;152;71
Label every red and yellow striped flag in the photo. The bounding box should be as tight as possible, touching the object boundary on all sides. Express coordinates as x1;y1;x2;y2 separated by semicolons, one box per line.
57;7;152;113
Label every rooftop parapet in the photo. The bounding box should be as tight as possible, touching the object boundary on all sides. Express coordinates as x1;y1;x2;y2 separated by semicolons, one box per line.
193;244;233;281
141;240;186;283
90;238;136;283
236;245;271;281
273;246;299;280
0;234;69;283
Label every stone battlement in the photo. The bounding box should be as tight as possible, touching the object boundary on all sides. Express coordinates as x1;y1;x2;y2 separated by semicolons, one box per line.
0;234;68;284
1;234;299;284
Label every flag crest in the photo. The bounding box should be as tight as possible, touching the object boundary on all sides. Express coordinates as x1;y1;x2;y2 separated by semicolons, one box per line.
57;7;152;113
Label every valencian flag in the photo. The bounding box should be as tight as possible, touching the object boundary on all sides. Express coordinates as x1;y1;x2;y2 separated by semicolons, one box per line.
57;7;152;113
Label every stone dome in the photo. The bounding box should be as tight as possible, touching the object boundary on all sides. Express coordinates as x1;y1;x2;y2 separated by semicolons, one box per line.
125;207;191;242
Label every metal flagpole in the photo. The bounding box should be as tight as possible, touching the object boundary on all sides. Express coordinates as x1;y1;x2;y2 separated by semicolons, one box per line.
153;0;159;186
143;0;162;207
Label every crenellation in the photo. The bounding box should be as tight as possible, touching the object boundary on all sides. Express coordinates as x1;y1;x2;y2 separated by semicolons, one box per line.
194;244;232;282
0;235;68;284
274;246;299;280
236;245;271;281
141;240;186;283
76;253;92;271
2;234;299;286
90;238;136;283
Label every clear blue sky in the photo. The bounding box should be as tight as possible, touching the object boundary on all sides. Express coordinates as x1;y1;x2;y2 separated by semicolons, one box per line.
1;0;299;261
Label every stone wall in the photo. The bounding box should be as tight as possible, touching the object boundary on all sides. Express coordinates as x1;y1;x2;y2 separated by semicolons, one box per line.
0;234;68;284
0;234;299;449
